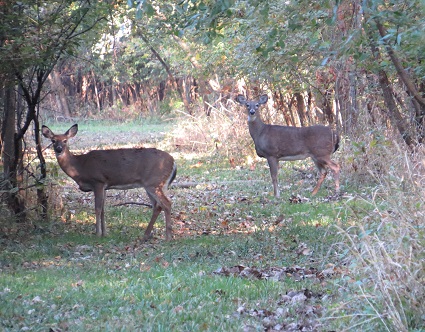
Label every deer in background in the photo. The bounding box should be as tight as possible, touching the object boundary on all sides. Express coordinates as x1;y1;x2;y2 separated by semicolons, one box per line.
42;124;177;240
236;94;340;198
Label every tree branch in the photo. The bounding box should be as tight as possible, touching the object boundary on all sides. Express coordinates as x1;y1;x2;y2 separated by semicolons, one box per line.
374;18;425;108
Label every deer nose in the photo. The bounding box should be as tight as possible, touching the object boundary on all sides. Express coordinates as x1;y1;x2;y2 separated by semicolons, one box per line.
54;145;63;153
249;109;256;115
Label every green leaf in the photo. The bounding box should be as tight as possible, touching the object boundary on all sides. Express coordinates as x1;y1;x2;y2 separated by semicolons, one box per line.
268;28;277;39
259;3;269;17
145;3;155;17
321;57;329;66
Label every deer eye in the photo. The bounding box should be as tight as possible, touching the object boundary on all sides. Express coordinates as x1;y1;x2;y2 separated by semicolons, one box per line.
255;103;259;107
63;139;67;144
52;139;56;144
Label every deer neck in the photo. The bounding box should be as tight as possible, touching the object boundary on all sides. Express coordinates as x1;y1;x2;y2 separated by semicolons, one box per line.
248;114;266;141
56;148;81;180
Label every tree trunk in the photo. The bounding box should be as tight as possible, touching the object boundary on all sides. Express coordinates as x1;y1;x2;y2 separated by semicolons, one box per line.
321;89;335;125
375;19;425;143
92;70;101;113
275;90;293;126
138;31;191;114
33;101;48;220
2;80;26;220
367;26;414;148
49;69;72;119
13;67;52;221
172;35;213;115
294;92;308;126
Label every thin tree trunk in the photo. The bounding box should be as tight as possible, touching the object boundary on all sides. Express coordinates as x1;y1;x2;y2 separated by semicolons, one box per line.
375;19;425;108
375;19;425;143
287;95;297;126
34;108;48;220
49;69;71;119
92;70;101;113
275;90;293;126
367;26;414;148
172;35;212;115
294;92;308;126
2;80;26;220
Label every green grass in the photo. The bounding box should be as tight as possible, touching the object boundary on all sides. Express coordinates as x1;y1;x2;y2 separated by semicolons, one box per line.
0;230;332;331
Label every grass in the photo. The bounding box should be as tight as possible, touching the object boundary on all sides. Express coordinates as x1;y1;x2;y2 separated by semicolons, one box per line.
1;117;424;331
0;223;334;331
41;119;174;151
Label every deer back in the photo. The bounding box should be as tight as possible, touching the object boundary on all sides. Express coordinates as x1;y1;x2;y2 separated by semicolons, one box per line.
63;148;176;192
253;124;337;161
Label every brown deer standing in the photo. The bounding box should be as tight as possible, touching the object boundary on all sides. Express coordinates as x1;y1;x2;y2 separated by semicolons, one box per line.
236;94;340;198
42;124;177;240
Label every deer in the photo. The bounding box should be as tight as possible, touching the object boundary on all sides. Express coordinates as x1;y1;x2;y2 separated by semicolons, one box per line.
236;94;340;198
42;124;177;240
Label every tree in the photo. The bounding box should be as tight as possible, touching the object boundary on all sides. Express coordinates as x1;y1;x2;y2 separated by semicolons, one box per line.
129;0;238;114
0;0;107;220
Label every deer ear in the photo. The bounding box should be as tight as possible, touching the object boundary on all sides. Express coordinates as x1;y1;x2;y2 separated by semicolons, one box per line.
236;94;246;104
259;94;268;104
41;125;53;139
66;124;78;138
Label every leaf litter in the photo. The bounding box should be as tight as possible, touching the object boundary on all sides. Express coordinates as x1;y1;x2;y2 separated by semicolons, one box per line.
213;264;346;331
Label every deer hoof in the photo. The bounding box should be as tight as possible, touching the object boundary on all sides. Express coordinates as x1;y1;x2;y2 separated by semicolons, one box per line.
142;233;153;242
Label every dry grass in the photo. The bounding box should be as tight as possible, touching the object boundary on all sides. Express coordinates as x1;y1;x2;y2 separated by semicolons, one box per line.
169;101;256;164
327;136;425;331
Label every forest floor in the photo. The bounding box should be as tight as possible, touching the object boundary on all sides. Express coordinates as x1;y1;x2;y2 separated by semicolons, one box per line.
0;120;423;331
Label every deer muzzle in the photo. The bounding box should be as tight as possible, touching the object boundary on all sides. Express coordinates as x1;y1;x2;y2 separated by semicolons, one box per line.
54;145;63;154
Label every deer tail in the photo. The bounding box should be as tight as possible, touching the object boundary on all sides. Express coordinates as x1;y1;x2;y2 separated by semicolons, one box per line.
333;131;340;153
167;161;177;188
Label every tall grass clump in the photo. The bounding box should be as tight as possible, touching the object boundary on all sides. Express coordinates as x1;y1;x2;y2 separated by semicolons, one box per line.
327;137;425;331
169;100;256;164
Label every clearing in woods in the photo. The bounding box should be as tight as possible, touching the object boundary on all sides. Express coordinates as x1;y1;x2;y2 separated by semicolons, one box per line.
0;120;422;331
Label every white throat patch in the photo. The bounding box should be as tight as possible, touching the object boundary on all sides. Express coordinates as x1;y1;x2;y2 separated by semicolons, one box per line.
248;114;257;122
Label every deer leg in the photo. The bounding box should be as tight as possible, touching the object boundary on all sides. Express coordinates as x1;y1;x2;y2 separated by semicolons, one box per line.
267;157;280;198
143;203;162;241
156;188;172;241
327;160;340;194
144;188;172;241
94;185;107;236
312;161;327;196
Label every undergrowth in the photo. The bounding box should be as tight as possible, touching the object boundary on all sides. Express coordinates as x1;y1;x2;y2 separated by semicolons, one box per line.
326;141;425;331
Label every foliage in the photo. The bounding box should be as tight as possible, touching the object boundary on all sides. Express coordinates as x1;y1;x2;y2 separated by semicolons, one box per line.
0;0;106;78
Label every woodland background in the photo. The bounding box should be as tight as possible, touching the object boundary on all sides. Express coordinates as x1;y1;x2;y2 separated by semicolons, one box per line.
0;1;424;331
